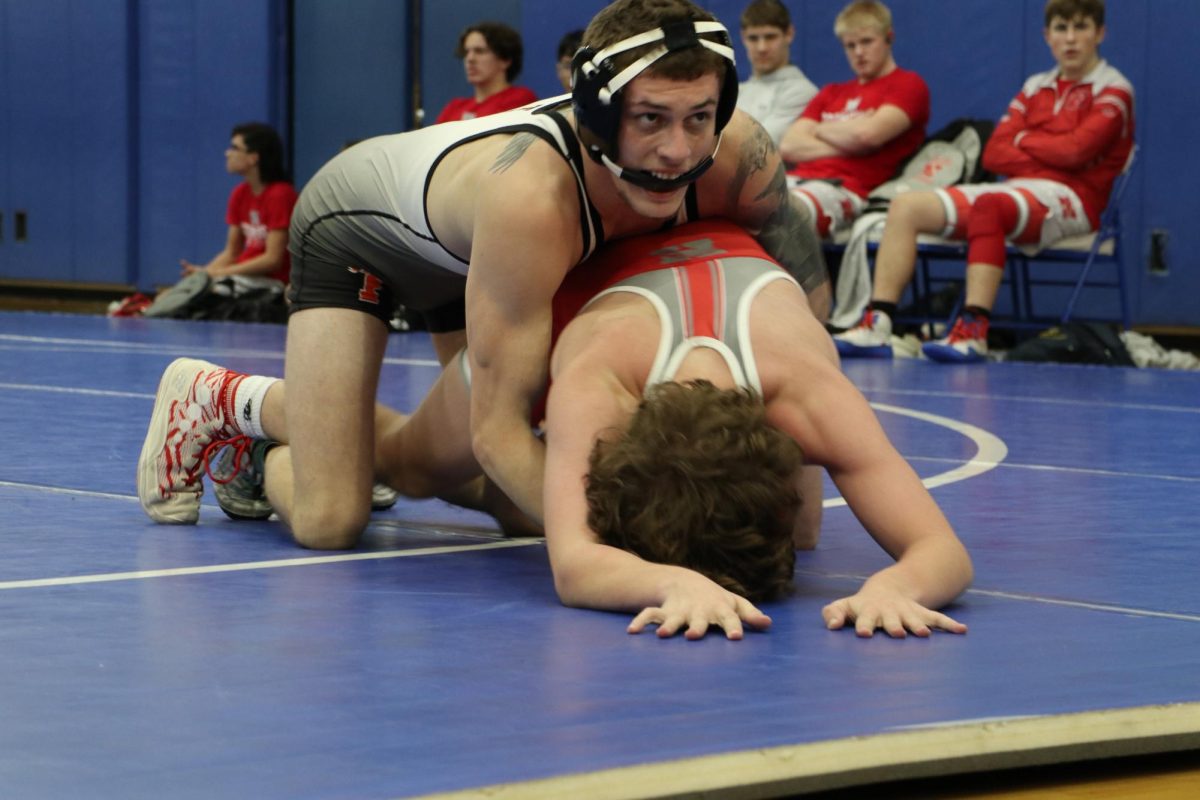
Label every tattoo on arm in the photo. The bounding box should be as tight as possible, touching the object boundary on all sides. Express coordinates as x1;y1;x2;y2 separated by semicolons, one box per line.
489;133;538;174
727;120;774;209
755;164;828;293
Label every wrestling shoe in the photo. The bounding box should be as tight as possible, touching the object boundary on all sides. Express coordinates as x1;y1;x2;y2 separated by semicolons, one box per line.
137;358;246;524
922;314;990;363
372;483;400;511
210;437;276;520
833;309;894;358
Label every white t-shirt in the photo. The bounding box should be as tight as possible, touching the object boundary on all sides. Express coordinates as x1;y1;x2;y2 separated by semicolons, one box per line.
736;65;818;145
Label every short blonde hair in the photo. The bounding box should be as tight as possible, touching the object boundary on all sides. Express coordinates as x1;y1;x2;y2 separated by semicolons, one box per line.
834;0;892;39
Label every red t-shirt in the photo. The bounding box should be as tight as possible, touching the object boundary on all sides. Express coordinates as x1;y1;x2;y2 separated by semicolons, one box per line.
226;181;298;283
434;85;538;124
788;68;930;198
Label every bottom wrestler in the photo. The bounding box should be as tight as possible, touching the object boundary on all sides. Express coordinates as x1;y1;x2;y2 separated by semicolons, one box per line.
136;219;972;640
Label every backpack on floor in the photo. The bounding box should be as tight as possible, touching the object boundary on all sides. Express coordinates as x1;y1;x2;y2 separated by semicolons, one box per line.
1006;322;1136;367
865;118;996;211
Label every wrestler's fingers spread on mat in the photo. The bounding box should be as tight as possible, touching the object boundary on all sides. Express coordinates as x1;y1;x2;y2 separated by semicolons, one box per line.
627;607;663;634
905;615;933;637
879;610;908;639
929;610;968;634
709;609;745;641
855;610;885;637
656;613;688;638
685;614;718;640
822;599;849;629
736;598;772;630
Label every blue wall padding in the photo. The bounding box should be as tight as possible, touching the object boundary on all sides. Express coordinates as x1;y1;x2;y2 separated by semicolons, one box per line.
1;0;134;283
136;0;285;291
292;0;411;184
420;0;526;127
511;0;1192;326
1;1;1197;326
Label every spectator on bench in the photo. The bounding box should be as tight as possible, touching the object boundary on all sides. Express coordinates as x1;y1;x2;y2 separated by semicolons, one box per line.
735;0;817;147
779;0;929;240
436;21;537;123
835;0;1134;363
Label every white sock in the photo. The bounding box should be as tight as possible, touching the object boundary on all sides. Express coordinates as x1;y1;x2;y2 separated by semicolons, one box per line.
232;375;279;439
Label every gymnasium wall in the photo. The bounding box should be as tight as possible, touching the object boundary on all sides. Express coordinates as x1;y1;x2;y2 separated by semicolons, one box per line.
0;0;287;291
0;1;1194;328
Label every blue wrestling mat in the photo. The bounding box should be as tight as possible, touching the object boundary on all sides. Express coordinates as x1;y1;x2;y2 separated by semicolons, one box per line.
0;311;1197;798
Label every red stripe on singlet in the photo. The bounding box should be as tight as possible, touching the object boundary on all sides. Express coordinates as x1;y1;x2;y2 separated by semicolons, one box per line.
679;260;719;338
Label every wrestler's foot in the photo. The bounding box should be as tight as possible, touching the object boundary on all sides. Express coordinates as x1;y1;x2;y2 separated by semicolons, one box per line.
137;358;246;524
211;437;277;520
371;482;400;511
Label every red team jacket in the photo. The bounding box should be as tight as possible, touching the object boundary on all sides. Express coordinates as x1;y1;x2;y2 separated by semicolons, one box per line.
982;60;1135;228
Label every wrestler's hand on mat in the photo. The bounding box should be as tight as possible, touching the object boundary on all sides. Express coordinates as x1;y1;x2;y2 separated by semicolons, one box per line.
627;575;772;641
822;589;967;639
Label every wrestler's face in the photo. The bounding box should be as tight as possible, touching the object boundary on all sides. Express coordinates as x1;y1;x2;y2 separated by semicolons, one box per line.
614;72;721;219
839;26;892;82
1045;15;1104;81
741;24;793;77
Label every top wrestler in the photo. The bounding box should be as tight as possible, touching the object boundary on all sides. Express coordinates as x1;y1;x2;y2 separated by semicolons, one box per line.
138;0;828;553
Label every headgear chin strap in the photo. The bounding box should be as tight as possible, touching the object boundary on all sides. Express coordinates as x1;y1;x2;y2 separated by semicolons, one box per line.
595;133;724;192
572;18;738;191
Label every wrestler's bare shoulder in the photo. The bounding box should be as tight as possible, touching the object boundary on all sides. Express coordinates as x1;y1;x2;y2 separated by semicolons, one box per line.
427;132;581;258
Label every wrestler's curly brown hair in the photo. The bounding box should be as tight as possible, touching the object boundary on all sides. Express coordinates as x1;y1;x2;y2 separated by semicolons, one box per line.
585;380;802;601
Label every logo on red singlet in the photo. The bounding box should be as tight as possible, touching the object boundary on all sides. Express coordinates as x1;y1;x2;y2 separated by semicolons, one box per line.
347;267;384;305
650;238;727;265
1058;196;1078;220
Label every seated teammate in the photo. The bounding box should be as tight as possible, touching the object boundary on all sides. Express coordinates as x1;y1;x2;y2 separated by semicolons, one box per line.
834;0;1134;362
145;220;971;641
778;1;929;238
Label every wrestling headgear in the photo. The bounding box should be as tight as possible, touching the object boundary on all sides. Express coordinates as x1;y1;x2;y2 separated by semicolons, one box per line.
571;18;738;192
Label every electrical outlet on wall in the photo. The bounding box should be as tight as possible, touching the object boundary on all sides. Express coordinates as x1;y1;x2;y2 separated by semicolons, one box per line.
1148;229;1169;275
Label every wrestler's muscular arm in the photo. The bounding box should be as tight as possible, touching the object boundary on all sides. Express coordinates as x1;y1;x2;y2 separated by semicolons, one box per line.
701;113;831;320
543;340;771;641
465;138;581;523
766;360;974;637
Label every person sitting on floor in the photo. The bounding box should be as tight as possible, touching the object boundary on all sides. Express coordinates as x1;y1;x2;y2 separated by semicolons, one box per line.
834;0;1134;363
138;122;297;320
180;122;297;286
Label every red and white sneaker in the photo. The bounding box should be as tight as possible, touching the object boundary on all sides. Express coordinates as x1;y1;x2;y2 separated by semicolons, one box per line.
922;314;990;363
137;358;247;523
833;309;894;358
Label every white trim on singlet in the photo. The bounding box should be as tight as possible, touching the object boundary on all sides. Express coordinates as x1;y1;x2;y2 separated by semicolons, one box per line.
585;266;799;396
736;270;797;394
659;336;749;390
581;285;675;387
